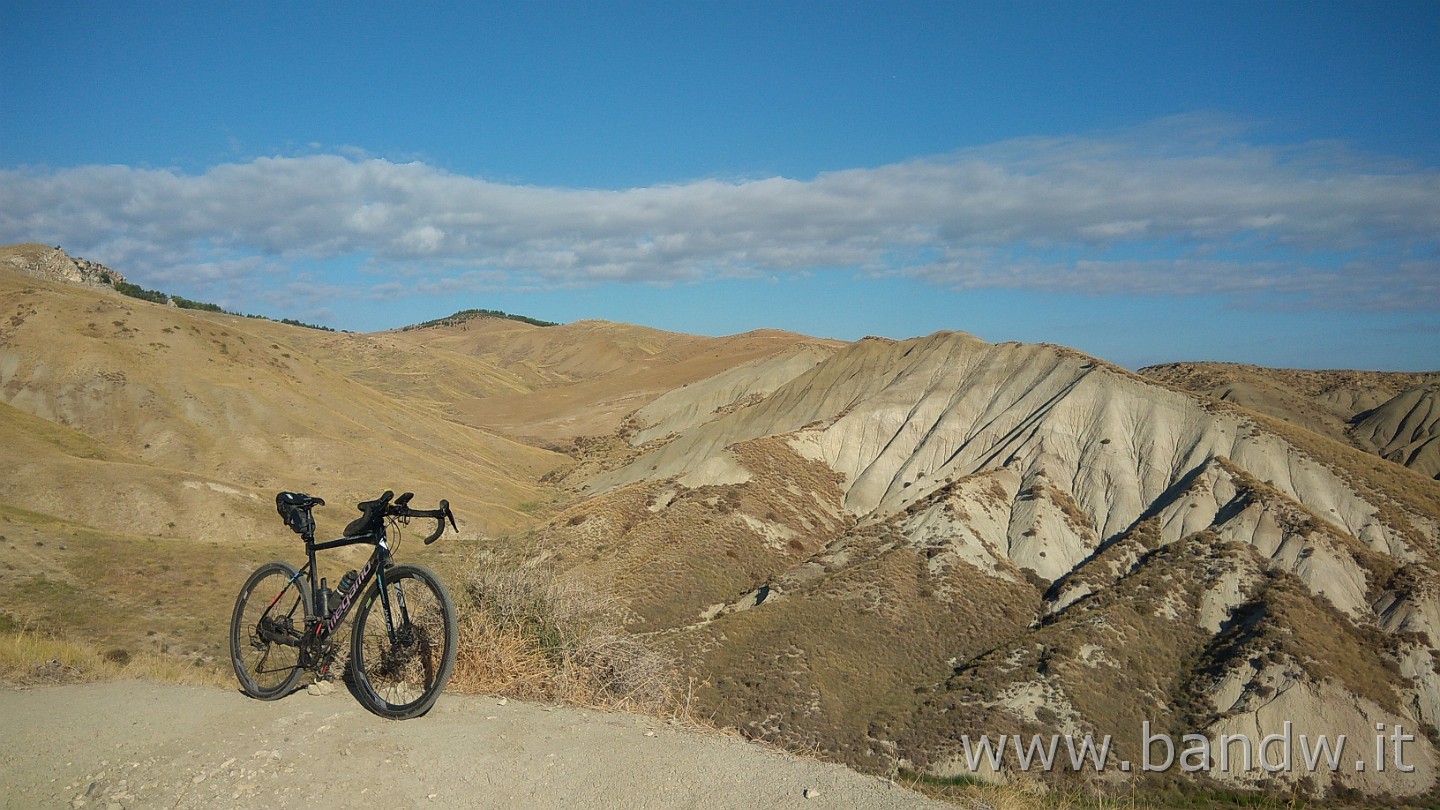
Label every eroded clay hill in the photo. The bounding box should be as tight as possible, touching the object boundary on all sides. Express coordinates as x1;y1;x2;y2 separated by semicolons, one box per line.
1353;383;1440;480
1142;361;1440;480
536;332;1440;799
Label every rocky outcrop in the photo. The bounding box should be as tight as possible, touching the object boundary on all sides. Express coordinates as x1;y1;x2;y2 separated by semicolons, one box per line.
0;243;125;288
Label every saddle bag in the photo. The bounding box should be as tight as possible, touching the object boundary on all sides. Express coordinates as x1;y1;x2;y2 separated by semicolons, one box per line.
275;491;316;536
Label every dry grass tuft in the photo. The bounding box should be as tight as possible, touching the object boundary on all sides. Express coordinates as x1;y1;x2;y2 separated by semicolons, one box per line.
451;562;674;712
0;628;228;687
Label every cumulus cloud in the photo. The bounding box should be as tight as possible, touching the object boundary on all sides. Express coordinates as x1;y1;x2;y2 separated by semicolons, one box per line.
2;121;1437;311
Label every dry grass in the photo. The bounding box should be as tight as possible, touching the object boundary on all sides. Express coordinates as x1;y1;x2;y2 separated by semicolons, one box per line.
451;561;675;712
1251;413;1440;552
0;627;228;687
683;519;1043;774
526;436;854;635
893;772;1321;810
0;269;564;542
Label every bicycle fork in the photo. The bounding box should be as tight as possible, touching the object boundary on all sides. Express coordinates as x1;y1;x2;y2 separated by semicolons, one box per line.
377;566;411;646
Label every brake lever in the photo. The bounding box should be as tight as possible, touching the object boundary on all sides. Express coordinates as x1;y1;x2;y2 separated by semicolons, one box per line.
441;499;458;531
421;499;457;545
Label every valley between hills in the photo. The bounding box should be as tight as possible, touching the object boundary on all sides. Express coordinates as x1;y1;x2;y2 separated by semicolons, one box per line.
3;243;1439;804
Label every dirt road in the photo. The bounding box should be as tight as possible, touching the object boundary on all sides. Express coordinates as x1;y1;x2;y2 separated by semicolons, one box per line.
3;681;946;809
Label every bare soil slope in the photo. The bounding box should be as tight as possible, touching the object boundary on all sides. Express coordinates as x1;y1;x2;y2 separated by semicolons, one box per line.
1352;382;1440;479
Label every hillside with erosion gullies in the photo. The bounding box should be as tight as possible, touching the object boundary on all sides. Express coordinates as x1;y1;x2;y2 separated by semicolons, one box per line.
536;333;1440;800
1141;361;1440;481
4;244;1440;803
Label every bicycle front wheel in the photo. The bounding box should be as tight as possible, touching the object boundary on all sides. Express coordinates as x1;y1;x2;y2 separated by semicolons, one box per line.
230;561;311;699
349;563;456;719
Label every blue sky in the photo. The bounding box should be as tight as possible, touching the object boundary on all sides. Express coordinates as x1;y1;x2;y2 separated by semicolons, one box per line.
2;1;1438;369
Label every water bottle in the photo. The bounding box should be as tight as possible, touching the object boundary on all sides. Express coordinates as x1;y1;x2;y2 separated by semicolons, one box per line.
335;570;358;600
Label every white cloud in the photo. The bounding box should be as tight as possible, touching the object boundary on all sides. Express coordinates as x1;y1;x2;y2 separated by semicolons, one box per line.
2;122;1437;311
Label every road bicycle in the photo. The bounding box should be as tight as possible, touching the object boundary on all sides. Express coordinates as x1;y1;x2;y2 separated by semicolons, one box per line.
229;489;459;719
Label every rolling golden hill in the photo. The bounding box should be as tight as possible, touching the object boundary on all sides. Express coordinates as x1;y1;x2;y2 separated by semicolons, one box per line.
0;253;570;665
0;246;833;680
5;243;1439;801
391;310;841;443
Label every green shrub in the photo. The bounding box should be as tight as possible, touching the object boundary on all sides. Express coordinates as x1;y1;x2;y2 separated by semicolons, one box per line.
112;280;168;305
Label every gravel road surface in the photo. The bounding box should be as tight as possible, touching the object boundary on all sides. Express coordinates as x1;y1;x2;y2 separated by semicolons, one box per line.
3;681;946;809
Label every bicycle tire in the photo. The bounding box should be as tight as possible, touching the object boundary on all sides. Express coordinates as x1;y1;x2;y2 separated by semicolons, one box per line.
230;560;311;700
349;563;457;719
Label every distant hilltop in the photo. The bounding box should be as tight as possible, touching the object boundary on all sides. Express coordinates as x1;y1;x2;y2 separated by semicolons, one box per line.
0;243;126;288
0;241;342;331
1;243;559;334
401;307;559;330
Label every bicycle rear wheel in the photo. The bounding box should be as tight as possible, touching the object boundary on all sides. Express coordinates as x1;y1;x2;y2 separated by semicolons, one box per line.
230;561;311;699
349;563;456;719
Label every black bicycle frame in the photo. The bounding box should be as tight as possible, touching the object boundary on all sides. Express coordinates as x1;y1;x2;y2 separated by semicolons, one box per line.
289;526;406;655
